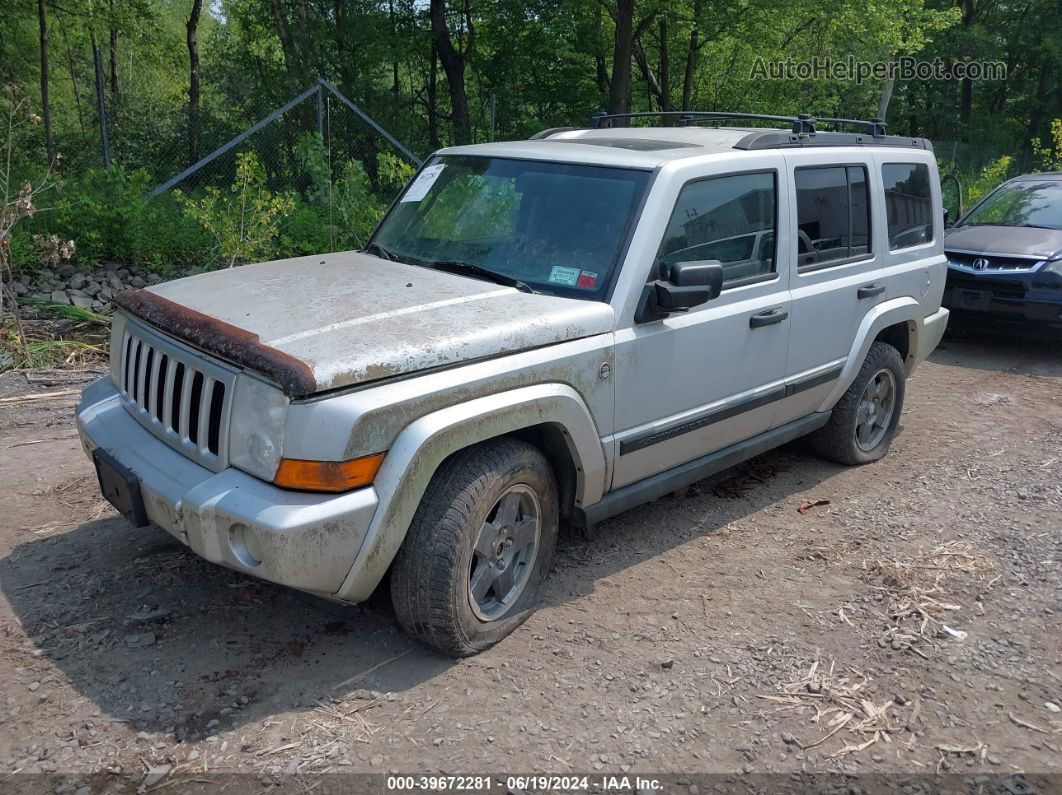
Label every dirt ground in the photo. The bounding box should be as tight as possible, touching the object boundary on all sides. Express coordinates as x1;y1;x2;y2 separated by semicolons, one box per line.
0;330;1059;791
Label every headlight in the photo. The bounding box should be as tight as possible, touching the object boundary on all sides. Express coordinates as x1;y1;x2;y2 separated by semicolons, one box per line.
1032;258;1062;289
228;374;288;480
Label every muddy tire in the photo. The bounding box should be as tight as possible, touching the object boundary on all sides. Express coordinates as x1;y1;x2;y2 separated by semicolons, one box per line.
390;438;558;657
811;341;906;466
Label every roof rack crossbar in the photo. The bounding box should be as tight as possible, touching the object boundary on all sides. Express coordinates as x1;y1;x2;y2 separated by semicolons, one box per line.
815;116;888;136
590;110;818;134
589;110;890;137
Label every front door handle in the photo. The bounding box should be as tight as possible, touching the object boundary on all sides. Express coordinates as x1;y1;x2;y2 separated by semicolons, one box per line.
749;308;788;328
858;283;885;299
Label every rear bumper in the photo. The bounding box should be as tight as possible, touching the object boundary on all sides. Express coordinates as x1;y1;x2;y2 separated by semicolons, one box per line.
76;377;379;597
913;307;949;370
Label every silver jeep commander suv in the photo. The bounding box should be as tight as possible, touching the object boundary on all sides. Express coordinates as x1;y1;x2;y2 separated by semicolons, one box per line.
77;112;949;656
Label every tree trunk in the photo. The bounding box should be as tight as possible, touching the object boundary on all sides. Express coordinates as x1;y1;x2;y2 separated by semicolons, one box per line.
389;0;400;102
186;0;205;166
108;0;119;103
633;31;671;120
293;0;313;74
876;71;895;121
681;26;699;111
593;3;610;99
595;54;610;98
658;17;671;115
270;0;298;83
430;0;472;145
91;30;111;168
1025;59;1051;163
428;41;440;149
65;42;85;134
608;0;635;116
37;0;56;167
959;75;972;124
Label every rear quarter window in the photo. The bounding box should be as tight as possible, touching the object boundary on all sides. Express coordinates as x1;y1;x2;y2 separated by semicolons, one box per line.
882;163;934;250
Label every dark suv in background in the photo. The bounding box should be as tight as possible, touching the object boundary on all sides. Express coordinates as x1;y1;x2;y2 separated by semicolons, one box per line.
943;171;1062;335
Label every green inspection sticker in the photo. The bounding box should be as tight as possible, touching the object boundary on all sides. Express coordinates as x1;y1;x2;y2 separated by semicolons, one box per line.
547;266;581;286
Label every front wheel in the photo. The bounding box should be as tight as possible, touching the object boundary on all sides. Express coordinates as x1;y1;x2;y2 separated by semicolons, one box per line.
811;341;906;465
390;438;558;657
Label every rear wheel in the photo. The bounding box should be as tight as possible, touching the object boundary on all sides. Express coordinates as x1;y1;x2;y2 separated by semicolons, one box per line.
811;341;906;465
390;438;558;657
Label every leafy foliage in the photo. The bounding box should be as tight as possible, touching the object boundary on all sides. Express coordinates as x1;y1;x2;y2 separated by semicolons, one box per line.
1032;120;1062;173
964;155;1016;207
178;151;295;267
292;133;384;250
11;166;213;272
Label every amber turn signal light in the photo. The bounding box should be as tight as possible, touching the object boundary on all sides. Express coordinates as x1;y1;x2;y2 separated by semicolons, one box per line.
273;453;385;492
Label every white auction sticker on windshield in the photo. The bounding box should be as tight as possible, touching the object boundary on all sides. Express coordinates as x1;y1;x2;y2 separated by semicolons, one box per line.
400;164;445;202
547;266;581;286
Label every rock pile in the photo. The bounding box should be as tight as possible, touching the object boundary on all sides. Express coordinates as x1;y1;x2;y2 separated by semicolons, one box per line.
10;263;164;313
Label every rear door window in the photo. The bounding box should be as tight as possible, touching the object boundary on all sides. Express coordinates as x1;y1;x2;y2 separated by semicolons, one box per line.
795;165;872;269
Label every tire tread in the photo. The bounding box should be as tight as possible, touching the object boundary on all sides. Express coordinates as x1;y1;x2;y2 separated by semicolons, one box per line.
812;341;906;466
390;439;556;656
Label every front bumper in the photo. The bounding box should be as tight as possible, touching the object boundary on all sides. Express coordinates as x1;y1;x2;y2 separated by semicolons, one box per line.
76;377;379;597
944;269;1062;332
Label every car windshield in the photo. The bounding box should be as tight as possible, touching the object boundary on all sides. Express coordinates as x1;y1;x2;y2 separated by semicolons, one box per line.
960;180;1062;230
370;155;650;298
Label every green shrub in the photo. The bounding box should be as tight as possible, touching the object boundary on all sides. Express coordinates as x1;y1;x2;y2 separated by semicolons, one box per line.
178;151;295;267
10;166;214;275
294;133;390;251
125;193;215;271
378;151;416;195
8;142;416;277
279;200;332;255
50;166;153;266
965;155;1015;207
1032;119;1062;172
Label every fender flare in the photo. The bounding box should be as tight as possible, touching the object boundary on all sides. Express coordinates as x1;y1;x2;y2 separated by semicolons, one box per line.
333;383;606;602
817;297;922;412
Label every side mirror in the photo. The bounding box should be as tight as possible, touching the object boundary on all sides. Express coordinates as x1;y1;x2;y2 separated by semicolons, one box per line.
636;260;724;323
943;208;952;229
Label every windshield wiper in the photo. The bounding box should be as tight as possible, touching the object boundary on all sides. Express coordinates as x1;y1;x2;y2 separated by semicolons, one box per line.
425;260;536;294
363;241;397;261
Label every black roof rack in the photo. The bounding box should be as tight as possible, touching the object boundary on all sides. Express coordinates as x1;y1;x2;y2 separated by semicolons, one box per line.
590;110;821;134
580;110;930;151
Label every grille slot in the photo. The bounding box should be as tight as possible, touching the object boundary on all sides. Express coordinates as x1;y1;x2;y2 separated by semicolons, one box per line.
117;323;234;465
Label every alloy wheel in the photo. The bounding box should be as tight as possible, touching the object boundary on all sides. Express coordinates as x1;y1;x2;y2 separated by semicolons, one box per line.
467;485;541;621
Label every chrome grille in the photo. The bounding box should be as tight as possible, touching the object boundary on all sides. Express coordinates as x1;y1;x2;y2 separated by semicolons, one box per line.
945;251;1043;272
117;320;236;470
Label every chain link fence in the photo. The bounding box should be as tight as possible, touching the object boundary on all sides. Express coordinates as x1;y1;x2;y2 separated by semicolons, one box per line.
6;77;426;274
147;79;420;202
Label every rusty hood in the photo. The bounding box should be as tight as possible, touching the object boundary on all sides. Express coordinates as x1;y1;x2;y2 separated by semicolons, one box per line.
115;251;615;397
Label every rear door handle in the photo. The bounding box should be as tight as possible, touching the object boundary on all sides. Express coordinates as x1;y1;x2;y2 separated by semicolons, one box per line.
749;308;788;328
858;283;885;299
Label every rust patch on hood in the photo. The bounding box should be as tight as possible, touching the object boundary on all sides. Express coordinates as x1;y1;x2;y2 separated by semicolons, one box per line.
115;289;317;396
